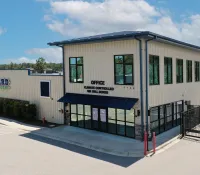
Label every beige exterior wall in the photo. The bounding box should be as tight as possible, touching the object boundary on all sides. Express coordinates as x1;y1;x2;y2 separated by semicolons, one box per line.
0;70;64;124
64;39;140;100
148;40;200;108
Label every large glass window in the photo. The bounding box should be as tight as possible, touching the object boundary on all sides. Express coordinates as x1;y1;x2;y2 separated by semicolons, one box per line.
114;55;134;85
69;57;83;83
195;61;200;82
176;59;183;83
186;60;192;82
149;55;159;85
164;57;173;84
150;101;184;135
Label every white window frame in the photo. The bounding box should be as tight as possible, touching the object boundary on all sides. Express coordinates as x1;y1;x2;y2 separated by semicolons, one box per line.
40;80;51;98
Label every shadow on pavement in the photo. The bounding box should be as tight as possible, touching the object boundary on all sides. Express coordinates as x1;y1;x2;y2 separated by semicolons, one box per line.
183;136;200;143
20;132;143;167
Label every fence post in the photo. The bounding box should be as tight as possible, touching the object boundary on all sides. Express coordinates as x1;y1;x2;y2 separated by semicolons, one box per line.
153;132;156;154
144;131;148;156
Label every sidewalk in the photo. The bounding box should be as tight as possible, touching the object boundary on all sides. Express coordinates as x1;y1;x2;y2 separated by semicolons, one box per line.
0;117;181;157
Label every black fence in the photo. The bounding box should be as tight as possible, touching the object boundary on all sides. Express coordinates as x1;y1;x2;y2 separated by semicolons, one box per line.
181;106;200;138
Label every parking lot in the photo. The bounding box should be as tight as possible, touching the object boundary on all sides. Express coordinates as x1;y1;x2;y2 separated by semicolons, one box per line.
0;123;199;175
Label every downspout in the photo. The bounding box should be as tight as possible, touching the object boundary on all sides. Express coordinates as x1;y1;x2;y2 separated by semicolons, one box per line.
145;36;156;137
135;37;144;133
58;45;66;124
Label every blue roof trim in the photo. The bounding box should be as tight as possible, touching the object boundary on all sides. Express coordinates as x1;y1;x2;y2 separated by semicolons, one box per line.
48;31;200;51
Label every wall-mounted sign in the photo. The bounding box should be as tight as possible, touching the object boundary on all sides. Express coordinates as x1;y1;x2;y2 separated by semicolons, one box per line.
0;78;11;90
84;80;114;94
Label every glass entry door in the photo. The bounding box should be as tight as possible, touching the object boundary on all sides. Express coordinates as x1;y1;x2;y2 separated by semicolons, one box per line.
92;107;107;132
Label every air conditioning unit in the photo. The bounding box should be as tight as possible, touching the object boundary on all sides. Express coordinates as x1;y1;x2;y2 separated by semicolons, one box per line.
185;100;191;105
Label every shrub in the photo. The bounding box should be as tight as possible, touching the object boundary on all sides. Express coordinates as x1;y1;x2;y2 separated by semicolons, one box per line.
0;98;35;121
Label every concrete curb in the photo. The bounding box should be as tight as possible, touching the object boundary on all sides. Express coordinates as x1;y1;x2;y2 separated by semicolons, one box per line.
147;135;181;156
32;131;144;158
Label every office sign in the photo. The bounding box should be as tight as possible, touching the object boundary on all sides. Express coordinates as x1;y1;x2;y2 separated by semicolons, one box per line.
84;80;114;94
0;78;11;90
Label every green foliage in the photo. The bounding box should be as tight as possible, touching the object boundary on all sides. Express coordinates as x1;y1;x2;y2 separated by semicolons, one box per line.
0;58;62;72
34;57;46;73
0;98;37;121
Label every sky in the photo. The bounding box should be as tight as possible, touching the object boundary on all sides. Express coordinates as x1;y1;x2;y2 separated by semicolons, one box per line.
1;0;200;64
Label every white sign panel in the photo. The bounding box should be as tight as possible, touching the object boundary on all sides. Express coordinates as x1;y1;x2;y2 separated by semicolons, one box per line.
92;108;98;121
100;109;106;122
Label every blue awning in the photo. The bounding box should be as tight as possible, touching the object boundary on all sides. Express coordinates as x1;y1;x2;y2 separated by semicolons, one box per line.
58;93;138;110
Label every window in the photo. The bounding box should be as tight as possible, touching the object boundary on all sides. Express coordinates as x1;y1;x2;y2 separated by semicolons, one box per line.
149;55;159;85
150;101;183;135
186;60;192;82
40;81;50;97
69;57;84;83
114;55;134;85
164;57;173;84
195;61;200;82
176;59;183;83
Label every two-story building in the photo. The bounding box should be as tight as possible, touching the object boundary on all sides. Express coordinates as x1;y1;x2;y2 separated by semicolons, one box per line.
48;31;200;139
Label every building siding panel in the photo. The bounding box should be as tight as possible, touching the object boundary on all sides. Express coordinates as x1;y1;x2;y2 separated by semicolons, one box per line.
148;41;200;107
64;39;140;99
0;70;64;124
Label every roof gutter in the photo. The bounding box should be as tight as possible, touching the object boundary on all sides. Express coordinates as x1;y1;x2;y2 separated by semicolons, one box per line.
135;36;144;135
145;35;156;144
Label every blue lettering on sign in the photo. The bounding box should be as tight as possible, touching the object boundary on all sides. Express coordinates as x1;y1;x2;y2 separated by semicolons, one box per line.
0;78;11;90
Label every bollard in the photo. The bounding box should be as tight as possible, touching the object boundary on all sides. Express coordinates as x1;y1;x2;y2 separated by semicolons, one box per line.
153;132;156;154
144;131;148;156
42;117;45;124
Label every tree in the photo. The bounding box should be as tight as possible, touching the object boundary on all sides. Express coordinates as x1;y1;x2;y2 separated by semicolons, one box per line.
9;62;14;70
34;57;46;73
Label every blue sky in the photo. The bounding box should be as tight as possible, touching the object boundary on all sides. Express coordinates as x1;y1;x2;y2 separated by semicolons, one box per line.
1;0;200;64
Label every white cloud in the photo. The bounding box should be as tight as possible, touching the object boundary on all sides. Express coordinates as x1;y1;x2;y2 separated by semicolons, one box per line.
41;0;200;46
26;47;62;63
2;57;36;64
0;26;6;35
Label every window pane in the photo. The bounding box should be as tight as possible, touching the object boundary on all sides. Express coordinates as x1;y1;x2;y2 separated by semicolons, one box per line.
125;65;133;84
126;109;134;122
150;107;158;121
126;122;135;138
71;104;77;113
115;64;124;84
70;58;76;64
71;114;77;126
77;66;83;82
168;61;172;83
77;104;83;114
108;108;116;119
124;55;133;63
40;82;50;97
115;56;123;63
117;121;125;135
164;59;168;84
160;106;164;119
77;57;83;64
108;119;116;134
70;65;77;82
78;115;84;128
85;116;91;129
85;105;91;116
117;109;125;121
149;56;154;85
154;57;159;85
166;104;172;116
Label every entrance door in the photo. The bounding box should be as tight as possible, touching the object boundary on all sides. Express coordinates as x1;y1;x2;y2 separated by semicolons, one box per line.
92;107;107;132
